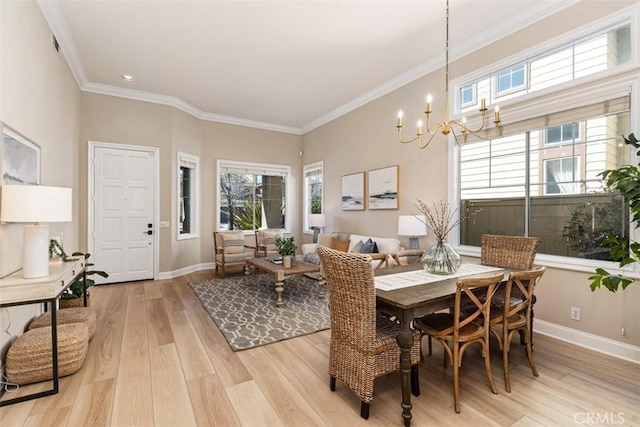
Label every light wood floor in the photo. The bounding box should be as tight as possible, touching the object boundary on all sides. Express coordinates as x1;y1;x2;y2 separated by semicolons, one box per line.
1;270;639;426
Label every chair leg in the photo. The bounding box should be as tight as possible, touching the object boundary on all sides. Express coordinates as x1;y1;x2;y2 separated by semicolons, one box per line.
360;402;370;419
330;376;336;391
411;364;420;397
428;335;433;355
503;335;512;393
524;327;539;378
452;344;460;413
483;340;498;395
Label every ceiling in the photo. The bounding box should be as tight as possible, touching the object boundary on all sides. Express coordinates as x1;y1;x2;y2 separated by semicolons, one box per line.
38;0;578;134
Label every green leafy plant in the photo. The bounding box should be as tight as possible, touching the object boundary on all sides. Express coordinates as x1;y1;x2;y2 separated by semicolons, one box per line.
562;195;625;260
61;252;109;300
274;235;297;256
49;239;76;262
589;133;640;292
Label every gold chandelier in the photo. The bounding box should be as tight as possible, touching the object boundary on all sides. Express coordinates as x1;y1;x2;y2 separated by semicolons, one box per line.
396;0;501;148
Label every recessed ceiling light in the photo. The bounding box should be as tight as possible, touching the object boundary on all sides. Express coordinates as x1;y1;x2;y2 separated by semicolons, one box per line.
121;74;134;81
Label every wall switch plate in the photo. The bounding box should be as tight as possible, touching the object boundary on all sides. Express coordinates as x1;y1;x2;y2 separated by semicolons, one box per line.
159;221;170;228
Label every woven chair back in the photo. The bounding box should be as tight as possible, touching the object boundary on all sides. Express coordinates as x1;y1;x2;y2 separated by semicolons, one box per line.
481;234;539;270
317;245;377;352
451;273;504;340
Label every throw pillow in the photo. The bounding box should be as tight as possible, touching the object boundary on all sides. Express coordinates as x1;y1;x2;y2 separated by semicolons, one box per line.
331;237;350;252
303;252;321;265
351;240;364;253
221;231;245;254
359;238;376;254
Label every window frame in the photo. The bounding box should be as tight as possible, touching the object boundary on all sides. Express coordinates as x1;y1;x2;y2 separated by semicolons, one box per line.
494;63;528;98
177;151;199;241
459;83;477;109
449;4;639;275
216;159;291;234
542;156;580;195
303;161;324;234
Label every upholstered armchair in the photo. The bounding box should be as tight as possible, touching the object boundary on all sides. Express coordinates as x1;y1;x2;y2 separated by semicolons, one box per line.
254;228;286;258
213;231;254;277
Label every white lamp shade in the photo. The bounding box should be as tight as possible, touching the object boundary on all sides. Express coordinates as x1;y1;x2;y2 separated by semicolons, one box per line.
1;185;72;223
397;215;427;236
309;213;326;228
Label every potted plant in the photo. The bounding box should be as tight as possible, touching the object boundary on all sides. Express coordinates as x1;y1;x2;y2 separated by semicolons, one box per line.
274;235;297;268
59;252;109;308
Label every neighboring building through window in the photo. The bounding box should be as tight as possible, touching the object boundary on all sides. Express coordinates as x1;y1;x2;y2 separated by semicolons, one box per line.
304;161;323;232
217;160;290;232
496;64;527;96
178;151;199;240
544;156;580;195
453;10;635;264
456;22;631;113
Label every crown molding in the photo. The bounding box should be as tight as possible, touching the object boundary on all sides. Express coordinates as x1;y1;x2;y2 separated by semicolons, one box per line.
38;0;581;135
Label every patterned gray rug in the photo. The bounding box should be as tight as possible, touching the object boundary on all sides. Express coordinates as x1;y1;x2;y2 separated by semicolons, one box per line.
189;273;330;351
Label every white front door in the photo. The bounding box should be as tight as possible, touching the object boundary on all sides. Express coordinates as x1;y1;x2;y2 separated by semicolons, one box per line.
90;144;157;284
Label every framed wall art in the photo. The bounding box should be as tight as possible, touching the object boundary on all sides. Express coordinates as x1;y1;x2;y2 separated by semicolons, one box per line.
2;125;41;185
341;172;365;211
368;165;398;210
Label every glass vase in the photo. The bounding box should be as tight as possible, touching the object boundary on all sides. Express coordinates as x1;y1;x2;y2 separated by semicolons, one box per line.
421;238;461;275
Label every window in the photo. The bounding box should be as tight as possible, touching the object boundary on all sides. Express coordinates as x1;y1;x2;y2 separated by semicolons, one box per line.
545;123;580;145
460;83;476;108
496;64;527;96
303;161;323;232
459;108;630;261
544;157;579;195
457;22;631;114
177;152;199;240
217;160;290;232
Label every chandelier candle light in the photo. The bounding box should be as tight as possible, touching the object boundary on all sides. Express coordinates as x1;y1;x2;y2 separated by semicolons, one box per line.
396;0;501;148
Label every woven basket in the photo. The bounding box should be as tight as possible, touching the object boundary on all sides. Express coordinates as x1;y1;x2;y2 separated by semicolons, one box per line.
6;323;89;385
29;307;97;338
59;292;90;309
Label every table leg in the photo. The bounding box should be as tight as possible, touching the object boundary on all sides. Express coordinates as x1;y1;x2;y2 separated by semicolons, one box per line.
275;271;285;307
244;260;251;275
397;314;414;426
316;273;326;298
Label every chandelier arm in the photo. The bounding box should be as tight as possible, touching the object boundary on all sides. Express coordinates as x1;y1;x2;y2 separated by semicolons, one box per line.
424;116;439;136
417;124;444;149
398;128;421;144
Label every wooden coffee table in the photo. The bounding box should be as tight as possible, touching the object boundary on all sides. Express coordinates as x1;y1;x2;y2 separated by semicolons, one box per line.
245;257;325;307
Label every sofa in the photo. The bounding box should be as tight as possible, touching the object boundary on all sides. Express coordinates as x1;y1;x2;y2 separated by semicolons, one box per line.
302;232;402;268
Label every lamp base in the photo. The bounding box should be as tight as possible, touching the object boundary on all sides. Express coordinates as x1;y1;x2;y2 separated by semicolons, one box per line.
23;224;50;279
408;236;420;250
312;227;320;244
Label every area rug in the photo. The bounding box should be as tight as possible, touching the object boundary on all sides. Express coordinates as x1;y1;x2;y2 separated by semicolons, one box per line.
189;273;330;351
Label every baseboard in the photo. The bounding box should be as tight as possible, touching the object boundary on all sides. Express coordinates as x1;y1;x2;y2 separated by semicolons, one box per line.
157;262;214;280
534;319;640;364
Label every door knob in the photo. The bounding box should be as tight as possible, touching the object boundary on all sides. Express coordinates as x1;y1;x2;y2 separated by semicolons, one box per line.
145;230;153;235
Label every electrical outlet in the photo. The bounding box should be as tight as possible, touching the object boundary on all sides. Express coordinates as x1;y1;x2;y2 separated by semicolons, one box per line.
570;307;581;321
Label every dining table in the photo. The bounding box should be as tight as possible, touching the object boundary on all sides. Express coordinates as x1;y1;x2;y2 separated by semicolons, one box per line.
374;262;506;427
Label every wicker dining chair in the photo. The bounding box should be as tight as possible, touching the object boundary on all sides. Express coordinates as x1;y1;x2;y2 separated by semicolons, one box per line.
316;245;422;420
413;272;504;413
480;234;540;344
480;234;539;270
489;267;546;392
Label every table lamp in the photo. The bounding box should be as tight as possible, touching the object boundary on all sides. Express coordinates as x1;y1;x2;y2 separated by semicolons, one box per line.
308;213;326;243
397;215;427;250
1;185;72;278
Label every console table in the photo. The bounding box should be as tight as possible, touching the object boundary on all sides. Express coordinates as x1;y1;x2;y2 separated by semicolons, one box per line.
0;258;86;406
